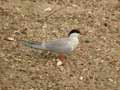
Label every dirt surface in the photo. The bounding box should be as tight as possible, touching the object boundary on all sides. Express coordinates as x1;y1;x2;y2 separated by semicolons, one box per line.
0;0;120;90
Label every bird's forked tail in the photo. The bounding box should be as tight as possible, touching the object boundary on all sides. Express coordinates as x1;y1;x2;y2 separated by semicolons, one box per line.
18;40;45;49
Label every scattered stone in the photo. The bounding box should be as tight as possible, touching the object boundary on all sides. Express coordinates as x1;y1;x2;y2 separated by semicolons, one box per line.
42;23;47;29
44;7;52;12
57;60;63;66
72;4;78;8
5;37;15;41
29;88;34;90
108;78;114;82
101;60;104;63
80;76;83;80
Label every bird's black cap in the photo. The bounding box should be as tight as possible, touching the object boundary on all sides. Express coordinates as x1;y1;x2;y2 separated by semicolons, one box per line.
68;29;80;36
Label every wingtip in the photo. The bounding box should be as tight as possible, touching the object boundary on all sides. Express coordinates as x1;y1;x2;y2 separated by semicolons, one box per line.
17;40;32;47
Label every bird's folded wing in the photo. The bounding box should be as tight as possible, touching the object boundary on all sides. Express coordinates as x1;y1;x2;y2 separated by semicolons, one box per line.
18;40;45;49
45;38;71;53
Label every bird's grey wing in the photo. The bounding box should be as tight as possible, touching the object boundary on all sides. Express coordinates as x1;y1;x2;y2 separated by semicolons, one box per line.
18;38;72;53
18;40;46;49
45;38;72;53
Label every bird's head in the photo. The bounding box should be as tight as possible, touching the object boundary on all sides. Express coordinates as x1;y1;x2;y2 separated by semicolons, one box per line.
68;29;81;38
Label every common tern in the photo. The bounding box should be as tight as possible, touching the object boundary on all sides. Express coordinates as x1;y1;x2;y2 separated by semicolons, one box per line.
20;29;81;60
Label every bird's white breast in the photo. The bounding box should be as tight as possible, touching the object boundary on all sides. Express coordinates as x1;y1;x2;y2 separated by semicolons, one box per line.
69;37;79;51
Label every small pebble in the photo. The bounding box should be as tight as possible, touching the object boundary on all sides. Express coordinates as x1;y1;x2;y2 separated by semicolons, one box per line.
29;88;34;90
80;76;83;80
44;7;52;12
57;60;63;66
108;78;114;82
72;4;78;7
5;37;15;41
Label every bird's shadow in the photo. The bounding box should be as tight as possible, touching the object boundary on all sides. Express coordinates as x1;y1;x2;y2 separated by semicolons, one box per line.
29;49;57;60
25;49;68;63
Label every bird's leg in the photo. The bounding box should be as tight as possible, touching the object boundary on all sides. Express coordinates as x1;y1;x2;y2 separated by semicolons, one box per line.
58;54;65;61
56;54;65;66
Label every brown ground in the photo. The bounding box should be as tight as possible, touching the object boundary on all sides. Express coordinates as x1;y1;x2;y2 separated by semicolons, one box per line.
0;0;120;90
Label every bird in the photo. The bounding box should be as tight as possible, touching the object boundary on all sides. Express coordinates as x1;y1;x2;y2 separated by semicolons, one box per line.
19;29;81;61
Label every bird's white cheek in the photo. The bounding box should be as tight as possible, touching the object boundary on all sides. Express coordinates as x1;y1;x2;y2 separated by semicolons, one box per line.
71;42;79;51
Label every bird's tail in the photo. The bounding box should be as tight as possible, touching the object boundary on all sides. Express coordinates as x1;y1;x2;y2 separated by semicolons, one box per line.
18;40;45;49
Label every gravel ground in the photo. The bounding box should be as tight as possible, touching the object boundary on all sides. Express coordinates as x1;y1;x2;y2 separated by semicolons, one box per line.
0;0;120;90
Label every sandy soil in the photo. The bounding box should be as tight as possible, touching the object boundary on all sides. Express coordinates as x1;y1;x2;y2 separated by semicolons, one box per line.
0;0;120;90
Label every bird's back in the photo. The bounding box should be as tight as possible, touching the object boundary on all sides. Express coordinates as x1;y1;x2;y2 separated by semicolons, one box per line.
45;38;73;54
